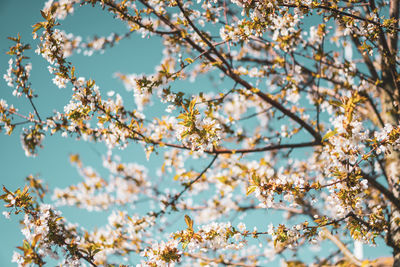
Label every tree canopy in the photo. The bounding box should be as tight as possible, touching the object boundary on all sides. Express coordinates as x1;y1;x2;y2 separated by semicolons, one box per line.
2;0;400;266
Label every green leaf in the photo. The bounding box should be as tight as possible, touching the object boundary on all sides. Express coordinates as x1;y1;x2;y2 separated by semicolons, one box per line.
93;248;101;256
322;129;337;141
2;186;12;195
189;98;196;112
184;214;193;230
216;176;227;183
40;10;48;20
185;58;194;64
32;22;44;33
251;173;260;185
177;113;186;120
182;240;189;250
246;185;257;196
23;240;30;250
328;100;342;107
32;234;42;248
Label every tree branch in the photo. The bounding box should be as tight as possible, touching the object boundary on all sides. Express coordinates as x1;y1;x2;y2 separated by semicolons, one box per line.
281;2;400;32
299;199;362;266
153;154;218;217
362;171;400;211
175;0;232;71
389;0;400;54
138;0;321;142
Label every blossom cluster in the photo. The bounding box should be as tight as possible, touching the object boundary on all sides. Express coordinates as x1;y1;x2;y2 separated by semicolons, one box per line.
53;154;153;210
140;219;248;266
175;98;222;151
3;0;400;266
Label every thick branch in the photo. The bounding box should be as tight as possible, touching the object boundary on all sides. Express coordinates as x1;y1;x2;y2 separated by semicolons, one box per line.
351;35;380;81
184;252;258;267
155;140;320;155
389;0;400;54
320;228;362;266
362;172;400;211
299;199;362;266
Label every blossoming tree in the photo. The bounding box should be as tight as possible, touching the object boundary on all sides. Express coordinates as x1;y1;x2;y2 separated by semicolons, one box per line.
2;0;400;266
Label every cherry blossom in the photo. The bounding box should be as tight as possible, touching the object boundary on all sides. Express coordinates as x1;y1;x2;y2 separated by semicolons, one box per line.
2;0;400;266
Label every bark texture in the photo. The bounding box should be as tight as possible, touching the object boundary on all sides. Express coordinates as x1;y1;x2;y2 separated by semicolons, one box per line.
381;74;400;267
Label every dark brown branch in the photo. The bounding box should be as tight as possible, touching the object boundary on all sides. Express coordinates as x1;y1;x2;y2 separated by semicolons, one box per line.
153;140;320;155
237;108;271;122
368;0;400;101
229;75;322;141
242;52;386;130
348;211;385;232
239;57;274;65
172;154;217;201
103;0;180;35
211;141;320;154
389;0;400;53
139;0;321;142
360;92;385;128
362;171;400;211
153;155;218;217
351;35;380;81
171;40;228;76
184;252;259;267
281;2;400;32
28;97;42;122
176;0;232;71
297;199;362;266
